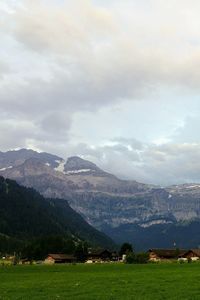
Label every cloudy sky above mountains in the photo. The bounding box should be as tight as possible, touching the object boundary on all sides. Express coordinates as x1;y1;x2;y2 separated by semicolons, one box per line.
1;0;200;185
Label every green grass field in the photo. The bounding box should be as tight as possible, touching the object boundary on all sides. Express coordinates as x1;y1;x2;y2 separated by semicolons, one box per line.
0;263;200;300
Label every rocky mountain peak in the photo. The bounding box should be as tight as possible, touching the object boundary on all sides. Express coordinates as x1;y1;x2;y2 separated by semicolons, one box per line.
64;156;102;175
0;148;62;170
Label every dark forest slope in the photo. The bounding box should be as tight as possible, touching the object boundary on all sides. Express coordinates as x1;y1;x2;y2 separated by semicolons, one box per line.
0;177;115;252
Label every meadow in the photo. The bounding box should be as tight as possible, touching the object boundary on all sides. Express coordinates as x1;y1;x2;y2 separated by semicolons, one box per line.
0;263;200;300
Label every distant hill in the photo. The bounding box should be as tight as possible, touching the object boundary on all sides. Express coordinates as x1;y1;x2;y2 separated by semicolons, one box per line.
103;221;200;251
0;176;115;253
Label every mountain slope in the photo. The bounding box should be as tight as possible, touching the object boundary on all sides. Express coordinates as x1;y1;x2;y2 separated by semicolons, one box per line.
103;221;200;251
2;149;200;249
0;176;115;249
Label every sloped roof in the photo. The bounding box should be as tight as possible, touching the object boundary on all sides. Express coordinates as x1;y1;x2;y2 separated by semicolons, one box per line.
149;249;186;258
191;249;200;256
182;249;200;257
88;249;111;256
48;254;75;260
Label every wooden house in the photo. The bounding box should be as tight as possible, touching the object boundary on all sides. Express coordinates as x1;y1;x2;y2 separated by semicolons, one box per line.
111;251;119;261
19;258;31;265
87;249;112;262
180;249;200;261
149;249;186;261
44;254;76;264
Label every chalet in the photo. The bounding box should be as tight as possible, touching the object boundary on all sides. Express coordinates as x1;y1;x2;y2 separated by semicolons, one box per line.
180;249;200;261
111;251;119;261
87;249;112;262
19;258;31;265
44;254;76;264
149;249;186;261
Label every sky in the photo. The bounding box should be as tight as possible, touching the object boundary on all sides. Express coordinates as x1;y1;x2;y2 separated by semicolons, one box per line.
1;0;200;185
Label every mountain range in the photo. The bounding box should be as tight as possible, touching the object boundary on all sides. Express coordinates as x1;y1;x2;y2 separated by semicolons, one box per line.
1;148;200;250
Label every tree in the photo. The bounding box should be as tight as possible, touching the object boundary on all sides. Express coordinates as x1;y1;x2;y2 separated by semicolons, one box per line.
22;235;76;260
75;242;88;262
126;252;135;264
119;243;133;256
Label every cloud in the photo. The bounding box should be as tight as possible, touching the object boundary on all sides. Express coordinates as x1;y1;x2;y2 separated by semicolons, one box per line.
64;141;200;186
0;119;36;150
172;116;200;144
2;0;200;115
1;0;200;184
111;137;144;150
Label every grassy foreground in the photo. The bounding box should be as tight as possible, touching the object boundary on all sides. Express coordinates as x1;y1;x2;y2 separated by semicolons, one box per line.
0;263;200;300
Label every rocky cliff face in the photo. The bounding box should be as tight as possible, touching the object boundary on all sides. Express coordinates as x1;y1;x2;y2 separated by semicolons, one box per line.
1;149;200;248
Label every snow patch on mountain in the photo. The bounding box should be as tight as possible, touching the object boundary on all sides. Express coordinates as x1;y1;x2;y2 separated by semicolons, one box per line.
66;169;92;174
186;185;200;189
54;160;66;173
0;166;13;171
140;220;173;228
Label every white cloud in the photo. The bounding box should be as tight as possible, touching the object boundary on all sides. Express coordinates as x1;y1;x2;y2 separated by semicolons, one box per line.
64;141;200;186
1;0;200;184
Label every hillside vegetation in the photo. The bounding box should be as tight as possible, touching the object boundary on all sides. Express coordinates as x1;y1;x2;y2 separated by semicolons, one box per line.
0;177;115;255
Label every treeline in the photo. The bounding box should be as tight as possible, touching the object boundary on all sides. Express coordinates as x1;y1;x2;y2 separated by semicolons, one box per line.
0;236;148;263
0;234;23;254
0;235;89;261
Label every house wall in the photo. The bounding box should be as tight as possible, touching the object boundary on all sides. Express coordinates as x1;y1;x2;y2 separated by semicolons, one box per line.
44;257;55;264
149;252;160;261
184;252;199;259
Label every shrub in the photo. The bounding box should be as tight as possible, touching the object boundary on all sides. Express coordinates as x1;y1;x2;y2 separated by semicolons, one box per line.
135;252;149;264
126;252;149;264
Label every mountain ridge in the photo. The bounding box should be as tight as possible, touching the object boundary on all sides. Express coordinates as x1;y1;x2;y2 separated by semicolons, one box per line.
1;148;200;249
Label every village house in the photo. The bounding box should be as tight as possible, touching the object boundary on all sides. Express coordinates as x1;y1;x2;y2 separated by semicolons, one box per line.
148;249;186;261
44;254;76;264
19;258;31;265
111;251;119;261
180;249;200;261
87;249;115;263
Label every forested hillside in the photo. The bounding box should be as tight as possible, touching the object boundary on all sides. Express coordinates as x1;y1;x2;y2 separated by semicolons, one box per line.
0;177;115;257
